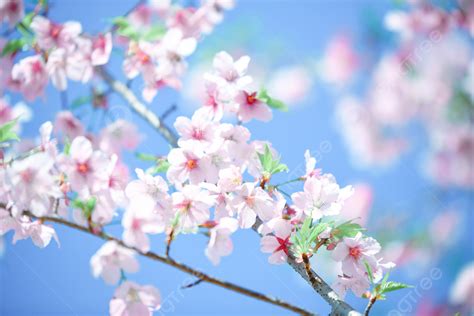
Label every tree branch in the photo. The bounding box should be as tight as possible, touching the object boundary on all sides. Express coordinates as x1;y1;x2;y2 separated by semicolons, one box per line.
253;218;361;316
97;66;361;315
363;297;376;316
16;210;313;316
96;66;178;147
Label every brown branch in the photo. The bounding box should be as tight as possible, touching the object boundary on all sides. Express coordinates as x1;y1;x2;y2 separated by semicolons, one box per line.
363;297;377;316
16;210;313;316
95;66;178;147
253;218;361;316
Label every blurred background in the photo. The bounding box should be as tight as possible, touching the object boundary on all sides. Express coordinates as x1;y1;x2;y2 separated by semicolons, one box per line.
0;0;473;315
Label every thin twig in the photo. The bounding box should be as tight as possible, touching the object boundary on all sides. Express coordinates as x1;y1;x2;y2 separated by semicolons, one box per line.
11;208;313;316
160;104;177;121
96;66;178;147
181;278;204;289
364;297;377;316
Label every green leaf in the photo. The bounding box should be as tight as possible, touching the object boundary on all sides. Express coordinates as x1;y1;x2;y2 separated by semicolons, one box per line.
257;144;288;177
136;152;159;162
257;88;288;112
71;95;91;108
332;220;365;239
1;39;26;56
291;218;328;256
142;25;166;41
21;12;35;28
380;281;412;294
0;118;20;143
364;261;374;284
111;16;130;29
72;197;96;218
146;158;170;175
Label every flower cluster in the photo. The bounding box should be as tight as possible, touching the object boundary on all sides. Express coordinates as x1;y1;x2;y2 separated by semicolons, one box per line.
336;2;473;188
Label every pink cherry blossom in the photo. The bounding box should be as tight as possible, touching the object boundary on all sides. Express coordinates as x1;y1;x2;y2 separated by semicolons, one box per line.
125;169;171;214
58;136;109;197
90;241;139;285
99;120;141;155
122;203;169;253
171;184;214;230
267;66;313;105
235;90;272;123
260;219;293;264
91;33;113;66
123;41;156;80
205;217;238;265
331;232;381;278
340;184;373;226
333;274;370;299
46;48;68;91
231;183;275;228
10;153;59;217
291;175;353;220
0;0;24;27
304;149;321;178
167;147;210;184
12;220;59;248
449;262;474;310
30;16;82;51
320;35;358;85
157;28;196;76
205;51;252;90
54;111;85;140
10;55;48;101
109;281;161;316
174;108;217;150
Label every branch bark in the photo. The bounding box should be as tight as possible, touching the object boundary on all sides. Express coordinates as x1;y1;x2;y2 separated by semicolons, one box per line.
96;66;178;147
98;66;362;316
12;209;313;316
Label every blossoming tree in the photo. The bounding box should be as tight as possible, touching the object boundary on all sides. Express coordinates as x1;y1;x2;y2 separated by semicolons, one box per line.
0;1;411;315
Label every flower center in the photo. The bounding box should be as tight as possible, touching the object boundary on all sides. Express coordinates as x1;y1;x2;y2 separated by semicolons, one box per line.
31;60;43;74
245;92;258;105
186;159;198;170
50;23;62;39
275;236;291;255
76;162;90;174
192;128;204;140
349;247;361;260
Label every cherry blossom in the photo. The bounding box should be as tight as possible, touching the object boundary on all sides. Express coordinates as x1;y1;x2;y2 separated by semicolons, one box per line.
205;217;238;265
231;182;275;228
10;55;48;101
235;90;272;123
291;176;353;220
0;0;24;27
109;281;161;316
331;232;381;278
90;241;139;285
30;16;82;51
58;136;110;197
260;219;293;264
99;120;141;155
171;184;215;231
9;153;59;217
174;108;218;150
167;147;210;185
54;111;85;140
205;51;252;92
12;220;59;248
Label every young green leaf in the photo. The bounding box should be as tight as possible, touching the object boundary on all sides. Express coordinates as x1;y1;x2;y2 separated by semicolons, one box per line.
1;38;26;56
0;118;20;143
332;220;365;239
71;95;92;108
364;261;374;284
257;88;289;112
379;281;412;294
